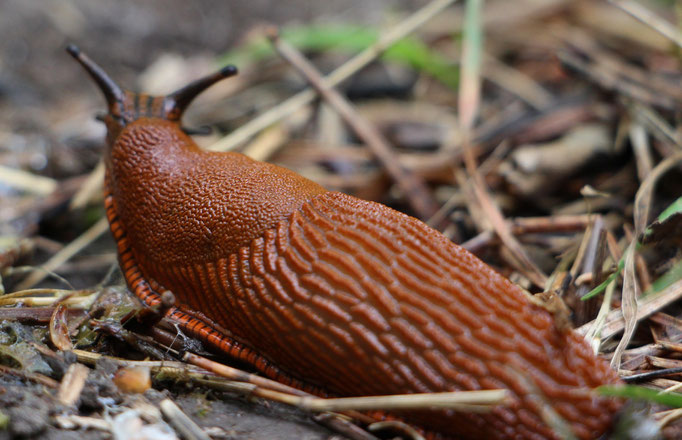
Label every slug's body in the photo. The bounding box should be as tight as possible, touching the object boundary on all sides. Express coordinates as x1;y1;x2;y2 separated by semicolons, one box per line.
69;46;621;439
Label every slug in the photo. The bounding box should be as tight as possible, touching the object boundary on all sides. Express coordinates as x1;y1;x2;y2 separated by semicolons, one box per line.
67;45;622;440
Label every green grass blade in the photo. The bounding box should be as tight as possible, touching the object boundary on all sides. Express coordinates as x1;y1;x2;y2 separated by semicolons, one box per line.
599;384;682;408
218;24;458;90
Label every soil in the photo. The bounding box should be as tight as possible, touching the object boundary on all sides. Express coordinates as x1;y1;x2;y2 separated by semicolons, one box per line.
0;373;337;440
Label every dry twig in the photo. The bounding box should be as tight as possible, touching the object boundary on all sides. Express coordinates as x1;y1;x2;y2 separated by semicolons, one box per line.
57;363;90;406
608;0;682;48
15;217;109;291
0;164;57;195
208;0;460;152
612;152;682;369
0;364;59;388
69;160;104;210
160;399;211;440
268;30;439;220
458;0;547;288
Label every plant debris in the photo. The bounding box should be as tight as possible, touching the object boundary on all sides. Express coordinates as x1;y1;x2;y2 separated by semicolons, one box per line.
2;0;682;438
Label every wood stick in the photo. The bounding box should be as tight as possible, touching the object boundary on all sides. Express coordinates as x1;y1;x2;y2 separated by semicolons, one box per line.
208;0;459;152
268;30;438;220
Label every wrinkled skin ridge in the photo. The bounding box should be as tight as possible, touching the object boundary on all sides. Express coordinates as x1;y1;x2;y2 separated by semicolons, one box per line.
104;121;622;440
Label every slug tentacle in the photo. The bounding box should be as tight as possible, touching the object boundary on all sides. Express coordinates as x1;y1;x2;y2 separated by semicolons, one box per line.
66;44;124;110
165;65;238;120
67;45;237;134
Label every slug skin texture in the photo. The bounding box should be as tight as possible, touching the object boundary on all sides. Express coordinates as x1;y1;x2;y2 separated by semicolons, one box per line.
69;46;622;439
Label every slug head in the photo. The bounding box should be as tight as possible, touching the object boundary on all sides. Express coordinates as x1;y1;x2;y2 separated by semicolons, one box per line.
66;44;237;144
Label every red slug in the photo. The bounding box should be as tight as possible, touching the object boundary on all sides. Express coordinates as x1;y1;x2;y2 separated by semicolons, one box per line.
68;45;622;439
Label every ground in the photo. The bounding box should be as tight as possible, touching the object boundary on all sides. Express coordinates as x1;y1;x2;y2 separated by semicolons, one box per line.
2;0;682;439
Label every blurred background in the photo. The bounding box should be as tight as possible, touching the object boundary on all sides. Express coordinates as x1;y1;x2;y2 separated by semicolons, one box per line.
0;0;423;181
2;0;680;289
2;0;682;438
